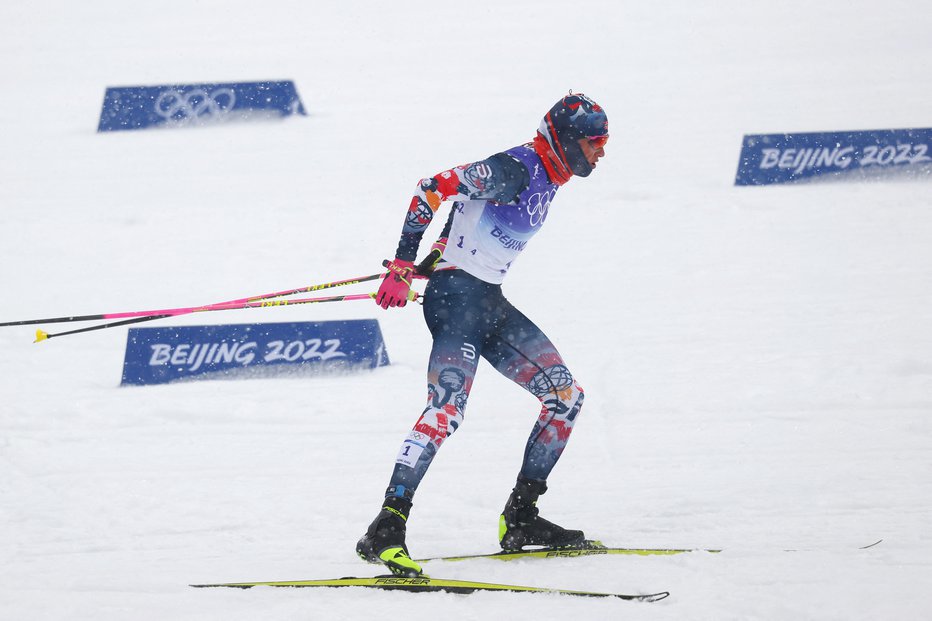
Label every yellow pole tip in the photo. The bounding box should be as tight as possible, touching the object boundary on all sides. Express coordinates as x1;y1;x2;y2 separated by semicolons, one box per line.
34;330;49;343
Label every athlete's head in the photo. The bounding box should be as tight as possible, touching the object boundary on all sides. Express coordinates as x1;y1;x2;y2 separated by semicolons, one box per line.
538;92;609;177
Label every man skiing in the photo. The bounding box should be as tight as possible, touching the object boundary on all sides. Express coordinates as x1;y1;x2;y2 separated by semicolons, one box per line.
356;93;609;577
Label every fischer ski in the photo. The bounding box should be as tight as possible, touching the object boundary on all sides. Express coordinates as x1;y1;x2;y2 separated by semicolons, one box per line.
414;538;883;563
415;539;721;562
190;575;669;601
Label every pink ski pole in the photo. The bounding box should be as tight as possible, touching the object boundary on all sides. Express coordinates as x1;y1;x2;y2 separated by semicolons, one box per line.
34;290;421;342
1;272;384;329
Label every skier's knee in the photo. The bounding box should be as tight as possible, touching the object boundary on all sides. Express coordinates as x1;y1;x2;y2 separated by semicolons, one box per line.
534;371;584;423
566;381;584;422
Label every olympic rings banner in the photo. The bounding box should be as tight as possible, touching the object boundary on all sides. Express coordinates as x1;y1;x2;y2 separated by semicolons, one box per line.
120;320;389;386
735;127;932;185
97;80;306;132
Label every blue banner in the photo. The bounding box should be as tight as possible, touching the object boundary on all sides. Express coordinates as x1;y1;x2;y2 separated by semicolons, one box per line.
735;128;932;185
121;320;389;386
98;80;306;132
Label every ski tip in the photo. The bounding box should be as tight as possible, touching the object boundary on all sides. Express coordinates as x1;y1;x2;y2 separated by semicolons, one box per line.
34;329;49;343
859;538;884;549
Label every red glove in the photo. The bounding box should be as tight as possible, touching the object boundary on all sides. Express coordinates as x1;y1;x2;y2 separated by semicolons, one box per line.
375;259;415;309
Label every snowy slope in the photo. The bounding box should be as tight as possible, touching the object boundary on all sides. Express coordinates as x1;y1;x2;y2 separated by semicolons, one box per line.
1;1;931;619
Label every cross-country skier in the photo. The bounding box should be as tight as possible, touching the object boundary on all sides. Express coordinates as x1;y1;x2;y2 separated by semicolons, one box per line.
356;93;609;577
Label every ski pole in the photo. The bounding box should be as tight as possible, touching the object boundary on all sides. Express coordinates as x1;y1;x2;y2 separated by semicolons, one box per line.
7;248;442;331
34;290;421;342
1;272;384;329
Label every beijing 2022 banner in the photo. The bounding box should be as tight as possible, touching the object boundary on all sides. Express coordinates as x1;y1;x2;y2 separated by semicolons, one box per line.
735;127;932;185
121;320;389;386
97;80;306;132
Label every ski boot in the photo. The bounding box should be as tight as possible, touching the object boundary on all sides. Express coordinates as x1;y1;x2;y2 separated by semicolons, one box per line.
356;496;423;577
499;476;586;551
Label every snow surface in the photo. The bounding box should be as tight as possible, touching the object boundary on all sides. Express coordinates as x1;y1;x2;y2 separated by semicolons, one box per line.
2;1;931;619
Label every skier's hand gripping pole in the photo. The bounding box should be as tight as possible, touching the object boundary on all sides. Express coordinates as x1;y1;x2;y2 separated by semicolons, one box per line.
376;240;445;310
375;259;416;309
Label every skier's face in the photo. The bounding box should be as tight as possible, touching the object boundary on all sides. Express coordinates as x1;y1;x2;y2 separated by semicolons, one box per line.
577;136;606;170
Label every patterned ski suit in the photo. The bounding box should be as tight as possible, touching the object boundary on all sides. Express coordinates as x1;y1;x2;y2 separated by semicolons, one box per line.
385;143;584;502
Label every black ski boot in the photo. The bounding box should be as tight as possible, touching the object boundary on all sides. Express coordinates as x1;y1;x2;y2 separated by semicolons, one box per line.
355;496;423;577
499;476;586;551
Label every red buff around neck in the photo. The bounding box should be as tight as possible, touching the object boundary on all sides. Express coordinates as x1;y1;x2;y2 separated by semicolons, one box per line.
532;132;572;186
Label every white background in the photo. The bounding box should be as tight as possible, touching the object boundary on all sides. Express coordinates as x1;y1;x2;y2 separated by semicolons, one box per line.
1;1;930;619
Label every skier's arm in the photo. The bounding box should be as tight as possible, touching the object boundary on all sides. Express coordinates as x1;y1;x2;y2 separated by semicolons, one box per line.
376;153;527;309
409;208;454;275
393;153;529;262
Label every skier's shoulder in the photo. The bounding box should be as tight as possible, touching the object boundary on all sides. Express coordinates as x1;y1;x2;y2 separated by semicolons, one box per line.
462;144;532;205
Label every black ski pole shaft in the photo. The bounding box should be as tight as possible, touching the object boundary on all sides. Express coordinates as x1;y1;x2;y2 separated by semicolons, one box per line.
0;313;109;328
34;314;174;342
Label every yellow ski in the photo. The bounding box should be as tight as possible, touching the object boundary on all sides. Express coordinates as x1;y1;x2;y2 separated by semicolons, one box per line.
416;540;721;562
190;575;669;602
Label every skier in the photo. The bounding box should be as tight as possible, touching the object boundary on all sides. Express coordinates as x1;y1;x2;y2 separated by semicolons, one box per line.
356;93;609;577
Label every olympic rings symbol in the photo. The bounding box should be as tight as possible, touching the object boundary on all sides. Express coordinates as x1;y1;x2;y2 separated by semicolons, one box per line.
154;87;237;123
526;189;556;227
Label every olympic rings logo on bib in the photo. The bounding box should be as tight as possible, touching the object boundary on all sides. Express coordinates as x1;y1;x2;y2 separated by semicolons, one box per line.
526;189;556;227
